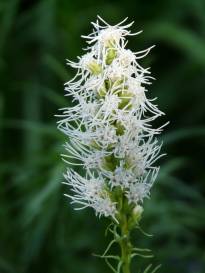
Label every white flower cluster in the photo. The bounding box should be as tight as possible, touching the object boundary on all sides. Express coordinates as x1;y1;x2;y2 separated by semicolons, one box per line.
58;16;165;219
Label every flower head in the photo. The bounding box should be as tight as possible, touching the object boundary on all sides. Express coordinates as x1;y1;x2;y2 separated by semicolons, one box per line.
57;16;166;220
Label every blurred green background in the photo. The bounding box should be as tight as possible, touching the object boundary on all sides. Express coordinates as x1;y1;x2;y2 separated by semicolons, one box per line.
1;0;205;273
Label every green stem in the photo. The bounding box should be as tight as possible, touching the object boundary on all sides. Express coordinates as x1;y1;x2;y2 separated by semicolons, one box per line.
119;209;132;273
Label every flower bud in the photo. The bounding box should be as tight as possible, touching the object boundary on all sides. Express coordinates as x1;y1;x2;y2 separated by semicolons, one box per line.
133;205;143;221
106;48;117;65
87;61;102;75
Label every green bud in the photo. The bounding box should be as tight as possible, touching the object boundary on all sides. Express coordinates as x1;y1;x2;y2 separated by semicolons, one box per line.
98;83;107;97
115;121;125;136
98;79;113;97
127;205;144;229
112;79;124;90
101;154;120;171
88;61;102;75
133;205;143;222
118;90;133;109
106;48;117;65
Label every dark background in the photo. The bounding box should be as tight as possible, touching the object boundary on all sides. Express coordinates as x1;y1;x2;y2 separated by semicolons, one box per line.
0;0;205;273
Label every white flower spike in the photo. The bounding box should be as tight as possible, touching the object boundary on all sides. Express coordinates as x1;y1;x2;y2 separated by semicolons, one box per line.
57;16;166;220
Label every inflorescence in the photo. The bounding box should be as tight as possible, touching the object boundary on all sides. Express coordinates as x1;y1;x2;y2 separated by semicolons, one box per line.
57;16;166;222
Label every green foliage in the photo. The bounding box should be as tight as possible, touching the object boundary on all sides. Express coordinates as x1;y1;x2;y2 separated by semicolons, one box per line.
0;0;205;273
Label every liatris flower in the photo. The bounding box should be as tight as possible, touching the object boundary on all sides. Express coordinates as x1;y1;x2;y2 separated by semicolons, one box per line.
57;16;166;273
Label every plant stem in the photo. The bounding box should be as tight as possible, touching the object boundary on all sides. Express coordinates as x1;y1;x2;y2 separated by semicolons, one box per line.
119;212;132;273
